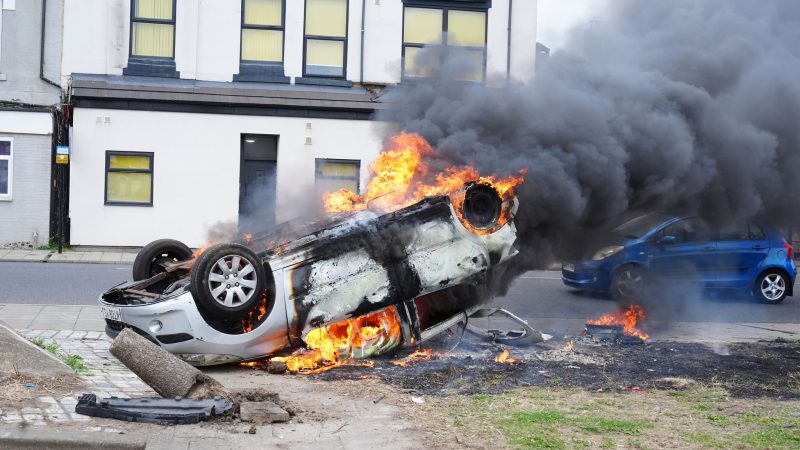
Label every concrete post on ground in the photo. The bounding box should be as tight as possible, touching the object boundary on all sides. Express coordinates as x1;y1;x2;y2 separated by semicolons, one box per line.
109;328;229;400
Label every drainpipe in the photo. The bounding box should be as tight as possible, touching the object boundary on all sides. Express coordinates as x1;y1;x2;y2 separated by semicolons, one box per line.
40;0;60;89
506;0;513;83
359;0;366;84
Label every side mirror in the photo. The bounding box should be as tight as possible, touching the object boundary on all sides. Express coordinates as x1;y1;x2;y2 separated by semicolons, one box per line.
657;235;677;246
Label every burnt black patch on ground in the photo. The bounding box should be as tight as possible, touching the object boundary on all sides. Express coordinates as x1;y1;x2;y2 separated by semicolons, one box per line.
312;341;800;398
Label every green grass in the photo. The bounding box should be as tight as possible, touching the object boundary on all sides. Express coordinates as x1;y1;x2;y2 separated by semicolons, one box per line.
29;338;89;374
497;408;652;449
706;414;731;427
685;432;727;448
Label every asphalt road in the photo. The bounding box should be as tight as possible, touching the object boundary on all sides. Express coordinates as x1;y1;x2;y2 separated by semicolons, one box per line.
1;262;799;324
0;262;133;304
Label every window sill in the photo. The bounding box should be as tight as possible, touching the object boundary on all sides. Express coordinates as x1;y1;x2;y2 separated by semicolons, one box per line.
295;77;353;88
104;202;153;207
123;58;179;79
0;196;12;202
234;63;290;84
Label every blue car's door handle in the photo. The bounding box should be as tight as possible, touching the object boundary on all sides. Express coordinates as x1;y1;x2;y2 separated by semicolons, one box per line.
703;245;715;251
752;245;766;249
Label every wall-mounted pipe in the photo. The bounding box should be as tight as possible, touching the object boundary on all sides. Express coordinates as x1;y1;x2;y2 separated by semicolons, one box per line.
360;0;366;83
506;0;513;83
40;0;61;89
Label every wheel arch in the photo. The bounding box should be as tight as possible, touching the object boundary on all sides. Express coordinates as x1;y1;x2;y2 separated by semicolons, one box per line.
754;266;793;296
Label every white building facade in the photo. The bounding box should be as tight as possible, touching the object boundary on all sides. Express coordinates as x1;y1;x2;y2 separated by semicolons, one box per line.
62;0;537;247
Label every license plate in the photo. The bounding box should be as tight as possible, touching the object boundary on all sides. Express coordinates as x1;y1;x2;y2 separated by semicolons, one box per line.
100;305;123;322
562;263;576;272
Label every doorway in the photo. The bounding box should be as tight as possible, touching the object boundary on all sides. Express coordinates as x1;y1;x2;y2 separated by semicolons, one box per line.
239;134;278;234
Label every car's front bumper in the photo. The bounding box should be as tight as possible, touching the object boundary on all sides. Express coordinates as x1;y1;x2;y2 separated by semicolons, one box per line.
561;261;612;292
98;291;291;366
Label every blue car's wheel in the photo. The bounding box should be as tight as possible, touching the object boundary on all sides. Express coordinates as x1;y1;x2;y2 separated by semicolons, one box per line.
754;270;788;304
611;265;646;302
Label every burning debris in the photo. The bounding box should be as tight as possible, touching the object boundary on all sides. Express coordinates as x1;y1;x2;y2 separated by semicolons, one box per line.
494;348;517;364
583;305;649;344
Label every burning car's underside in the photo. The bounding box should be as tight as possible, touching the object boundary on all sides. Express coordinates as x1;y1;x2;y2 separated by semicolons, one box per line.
99;182;520;366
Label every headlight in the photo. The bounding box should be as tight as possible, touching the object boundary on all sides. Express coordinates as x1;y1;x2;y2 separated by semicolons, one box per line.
592;245;624;261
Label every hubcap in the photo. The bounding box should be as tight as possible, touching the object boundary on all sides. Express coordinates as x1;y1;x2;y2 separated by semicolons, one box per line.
207;255;258;308
761;273;785;301
617;269;643;298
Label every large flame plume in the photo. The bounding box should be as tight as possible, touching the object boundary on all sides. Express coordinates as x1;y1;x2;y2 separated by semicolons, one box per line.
270;306;403;374
323;132;525;214
586;304;650;340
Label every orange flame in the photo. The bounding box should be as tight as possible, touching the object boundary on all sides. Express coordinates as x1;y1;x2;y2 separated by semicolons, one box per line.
495;348;517;364
391;349;434;367
565;340;574;351
586;305;650;340
192;246;207;259
323;132;525;215
271;306;403;374
243;233;253;244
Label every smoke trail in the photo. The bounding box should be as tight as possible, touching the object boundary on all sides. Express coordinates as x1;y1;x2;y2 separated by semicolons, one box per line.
379;0;800;281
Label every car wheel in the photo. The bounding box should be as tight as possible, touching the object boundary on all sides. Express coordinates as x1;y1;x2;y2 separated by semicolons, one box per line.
611;265;646;302
753;270;788;304
190;243;265;320
133;239;193;281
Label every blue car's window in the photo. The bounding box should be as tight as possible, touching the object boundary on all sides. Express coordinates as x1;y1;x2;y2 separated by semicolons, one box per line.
718;222;766;241
659;218;712;244
613;213;672;238
749;223;766;240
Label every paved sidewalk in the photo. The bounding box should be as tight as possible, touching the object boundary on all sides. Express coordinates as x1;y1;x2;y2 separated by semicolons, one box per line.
0;249;139;264
0;304;105;331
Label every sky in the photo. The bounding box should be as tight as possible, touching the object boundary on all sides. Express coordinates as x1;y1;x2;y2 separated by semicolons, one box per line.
537;0;611;50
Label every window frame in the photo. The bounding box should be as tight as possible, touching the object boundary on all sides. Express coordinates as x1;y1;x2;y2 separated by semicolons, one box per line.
315;158;361;194
0;137;12;202
302;0;350;79
239;0;286;66
128;0;178;60
104;151;155;207
401;4;488;82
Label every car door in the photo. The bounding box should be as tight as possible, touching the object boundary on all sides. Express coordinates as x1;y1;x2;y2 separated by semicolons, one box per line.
715;222;770;289
647;218;718;283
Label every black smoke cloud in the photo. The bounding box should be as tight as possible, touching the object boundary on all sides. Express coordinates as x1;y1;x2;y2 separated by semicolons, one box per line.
379;0;800;277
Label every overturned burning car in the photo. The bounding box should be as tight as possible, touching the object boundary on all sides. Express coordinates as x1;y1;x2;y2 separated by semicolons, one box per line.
99;182;520;366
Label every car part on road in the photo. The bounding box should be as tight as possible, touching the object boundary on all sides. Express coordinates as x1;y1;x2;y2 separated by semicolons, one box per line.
109;328;230;399
132;239;193;281
754;270;789;304
190;243;267;320
75;393;232;425
465;308;544;345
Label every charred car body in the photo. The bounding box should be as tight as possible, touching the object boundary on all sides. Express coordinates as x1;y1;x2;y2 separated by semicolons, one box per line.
99;183;520;365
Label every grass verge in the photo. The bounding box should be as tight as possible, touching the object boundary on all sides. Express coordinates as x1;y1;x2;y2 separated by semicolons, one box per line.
439;386;800;449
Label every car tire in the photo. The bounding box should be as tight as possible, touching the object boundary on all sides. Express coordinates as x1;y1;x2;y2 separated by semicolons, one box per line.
190;243;266;320
611;265;647;303
753;270;789;304
133;239;193;281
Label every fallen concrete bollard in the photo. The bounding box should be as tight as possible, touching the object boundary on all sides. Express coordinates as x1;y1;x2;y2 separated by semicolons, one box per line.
109;328;229;400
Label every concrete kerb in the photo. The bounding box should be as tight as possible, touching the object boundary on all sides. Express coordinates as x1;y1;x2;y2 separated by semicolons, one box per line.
0;249;141;265
0;427;148;449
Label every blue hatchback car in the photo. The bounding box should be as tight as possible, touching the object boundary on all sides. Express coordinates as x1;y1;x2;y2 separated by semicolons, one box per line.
562;214;797;304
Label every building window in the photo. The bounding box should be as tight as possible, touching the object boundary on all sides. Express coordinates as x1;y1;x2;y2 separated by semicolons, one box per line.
0;139;12;201
236;0;289;82
402;5;487;81
130;0;175;58
241;0;284;64
105;151;154;206
315;159;360;199
303;0;348;78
